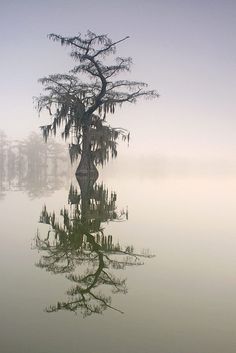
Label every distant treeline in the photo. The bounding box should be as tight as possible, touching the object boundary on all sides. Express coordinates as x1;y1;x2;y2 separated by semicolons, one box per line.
0;130;71;198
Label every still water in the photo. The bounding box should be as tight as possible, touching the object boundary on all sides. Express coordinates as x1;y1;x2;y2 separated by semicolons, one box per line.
0;164;236;353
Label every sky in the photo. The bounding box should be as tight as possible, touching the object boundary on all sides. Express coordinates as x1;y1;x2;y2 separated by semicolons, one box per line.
0;0;236;161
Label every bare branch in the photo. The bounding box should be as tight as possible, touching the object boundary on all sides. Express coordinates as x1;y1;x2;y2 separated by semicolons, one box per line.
92;36;130;58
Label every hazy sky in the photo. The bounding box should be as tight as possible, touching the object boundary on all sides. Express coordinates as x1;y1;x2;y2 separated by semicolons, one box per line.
1;0;236;159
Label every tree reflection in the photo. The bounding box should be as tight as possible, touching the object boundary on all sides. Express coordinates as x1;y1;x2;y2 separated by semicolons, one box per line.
35;178;153;317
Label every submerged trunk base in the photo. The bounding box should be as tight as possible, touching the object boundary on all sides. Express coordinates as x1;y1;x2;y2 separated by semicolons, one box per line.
75;159;99;180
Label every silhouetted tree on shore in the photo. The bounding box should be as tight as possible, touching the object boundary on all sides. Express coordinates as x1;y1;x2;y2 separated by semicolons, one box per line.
0;131;69;198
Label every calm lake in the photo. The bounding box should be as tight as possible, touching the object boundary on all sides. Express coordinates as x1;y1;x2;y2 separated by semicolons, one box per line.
0;161;236;353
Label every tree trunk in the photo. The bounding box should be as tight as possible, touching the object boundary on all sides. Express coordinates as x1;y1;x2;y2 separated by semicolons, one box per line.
75;125;99;179
76;174;97;224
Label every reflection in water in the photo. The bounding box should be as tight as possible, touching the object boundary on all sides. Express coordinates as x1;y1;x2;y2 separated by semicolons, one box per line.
0;131;70;198
35;178;154;317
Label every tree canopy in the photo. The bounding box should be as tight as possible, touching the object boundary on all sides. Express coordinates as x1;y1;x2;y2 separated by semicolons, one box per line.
37;31;158;174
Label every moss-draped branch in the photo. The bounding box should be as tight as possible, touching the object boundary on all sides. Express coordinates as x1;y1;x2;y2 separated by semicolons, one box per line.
36;31;158;166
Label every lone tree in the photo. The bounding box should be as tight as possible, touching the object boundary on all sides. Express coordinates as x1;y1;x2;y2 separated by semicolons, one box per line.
37;31;158;177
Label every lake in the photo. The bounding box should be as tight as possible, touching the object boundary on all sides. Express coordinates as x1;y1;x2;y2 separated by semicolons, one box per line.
0;160;236;353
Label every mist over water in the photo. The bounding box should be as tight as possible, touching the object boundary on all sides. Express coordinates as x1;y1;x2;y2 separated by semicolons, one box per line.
0;142;236;352
1;0;236;351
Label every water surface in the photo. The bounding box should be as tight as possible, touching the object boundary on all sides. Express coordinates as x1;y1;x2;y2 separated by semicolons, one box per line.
0;166;236;353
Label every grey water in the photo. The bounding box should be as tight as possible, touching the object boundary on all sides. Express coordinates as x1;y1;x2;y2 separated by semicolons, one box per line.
0;160;236;353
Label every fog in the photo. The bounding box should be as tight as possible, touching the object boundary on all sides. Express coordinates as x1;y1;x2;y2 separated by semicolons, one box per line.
1;2;236;352
1;0;236;161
